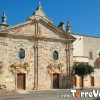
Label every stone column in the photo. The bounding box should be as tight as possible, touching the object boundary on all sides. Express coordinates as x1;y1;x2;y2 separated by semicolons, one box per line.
65;44;69;89
65;42;72;89
69;43;74;88
33;42;38;90
33;21;38;90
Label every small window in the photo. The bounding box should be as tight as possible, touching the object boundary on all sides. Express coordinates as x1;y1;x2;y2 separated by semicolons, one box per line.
53;51;58;60
19;48;25;59
89;51;93;60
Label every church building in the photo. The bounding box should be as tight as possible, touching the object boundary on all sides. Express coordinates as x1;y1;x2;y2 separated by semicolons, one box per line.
0;4;75;90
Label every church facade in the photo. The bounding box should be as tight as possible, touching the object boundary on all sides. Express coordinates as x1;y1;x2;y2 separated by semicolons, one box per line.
0;4;75;90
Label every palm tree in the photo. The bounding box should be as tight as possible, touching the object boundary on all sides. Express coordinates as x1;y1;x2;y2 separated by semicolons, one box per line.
73;63;94;89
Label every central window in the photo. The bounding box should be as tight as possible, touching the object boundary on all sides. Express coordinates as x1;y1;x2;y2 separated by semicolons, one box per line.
19;48;25;59
53;51;59;60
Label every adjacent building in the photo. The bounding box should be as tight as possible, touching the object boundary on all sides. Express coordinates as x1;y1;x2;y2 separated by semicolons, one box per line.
72;33;100;88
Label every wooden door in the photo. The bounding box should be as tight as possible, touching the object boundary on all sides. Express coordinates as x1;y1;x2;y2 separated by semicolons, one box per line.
80;77;83;87
91;77;94;86
53;74;59;89
17;73;26;89
74;76;77;87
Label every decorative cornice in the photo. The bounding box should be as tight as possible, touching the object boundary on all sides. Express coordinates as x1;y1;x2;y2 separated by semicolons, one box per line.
0;21;32;32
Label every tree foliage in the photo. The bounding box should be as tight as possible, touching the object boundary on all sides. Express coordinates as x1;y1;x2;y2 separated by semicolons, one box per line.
72;63;94;89
73;63;94;77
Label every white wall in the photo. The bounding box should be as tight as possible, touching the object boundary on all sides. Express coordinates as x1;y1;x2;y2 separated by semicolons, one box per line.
72;34;84;57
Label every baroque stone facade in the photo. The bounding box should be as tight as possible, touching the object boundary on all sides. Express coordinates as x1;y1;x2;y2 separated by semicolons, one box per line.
0;4;75;90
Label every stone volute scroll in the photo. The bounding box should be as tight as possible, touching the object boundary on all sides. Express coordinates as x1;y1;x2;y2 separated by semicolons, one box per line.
47;63;65;74
9;62;30;75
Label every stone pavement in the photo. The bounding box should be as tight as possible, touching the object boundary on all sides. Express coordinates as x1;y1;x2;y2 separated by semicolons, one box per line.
0;88;100;100
16;88;100;100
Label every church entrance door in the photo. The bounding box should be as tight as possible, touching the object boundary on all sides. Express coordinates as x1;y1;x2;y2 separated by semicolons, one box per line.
53;73;59;89
17;73;26;90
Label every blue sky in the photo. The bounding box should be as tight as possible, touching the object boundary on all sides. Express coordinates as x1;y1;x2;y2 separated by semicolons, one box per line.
0;0;100;36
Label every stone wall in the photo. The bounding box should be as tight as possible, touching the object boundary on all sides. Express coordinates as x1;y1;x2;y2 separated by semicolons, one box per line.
0;19;74;90
83;36;100;66
0;34;35;90
37;39;67;89
72;34;84;57
0;22;36;90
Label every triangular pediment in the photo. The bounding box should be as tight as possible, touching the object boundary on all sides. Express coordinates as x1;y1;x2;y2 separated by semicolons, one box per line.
0;19;75;42
0;3;75;42
37;19;75;41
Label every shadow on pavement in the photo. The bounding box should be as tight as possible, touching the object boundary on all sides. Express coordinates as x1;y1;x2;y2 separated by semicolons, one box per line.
94;97;100;100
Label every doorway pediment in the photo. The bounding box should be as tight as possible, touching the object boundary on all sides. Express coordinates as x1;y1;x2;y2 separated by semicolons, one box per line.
47;63;64;74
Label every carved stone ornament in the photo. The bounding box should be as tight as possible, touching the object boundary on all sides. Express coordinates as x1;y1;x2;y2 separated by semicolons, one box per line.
47;63;64;74
9;62;30;75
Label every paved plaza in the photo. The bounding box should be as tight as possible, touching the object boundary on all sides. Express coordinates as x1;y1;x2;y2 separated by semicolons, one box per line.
0;88;100;100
